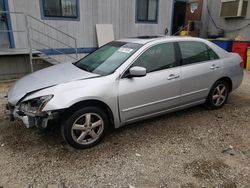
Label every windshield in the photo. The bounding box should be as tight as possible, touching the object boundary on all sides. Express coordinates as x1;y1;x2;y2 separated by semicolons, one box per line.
74;41;142;75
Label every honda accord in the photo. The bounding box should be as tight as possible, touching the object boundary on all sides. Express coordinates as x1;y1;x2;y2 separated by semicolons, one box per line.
7;36;243;149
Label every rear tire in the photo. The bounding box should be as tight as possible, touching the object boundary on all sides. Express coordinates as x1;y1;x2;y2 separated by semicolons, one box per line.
61;106;109;149
205;80;229;110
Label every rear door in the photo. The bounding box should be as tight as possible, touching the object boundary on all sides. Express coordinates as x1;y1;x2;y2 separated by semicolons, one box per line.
118;42;181;122
178;41;223;105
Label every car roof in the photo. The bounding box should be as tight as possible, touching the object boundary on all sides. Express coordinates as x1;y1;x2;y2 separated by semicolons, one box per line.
116;36;230;59
117;36;207;45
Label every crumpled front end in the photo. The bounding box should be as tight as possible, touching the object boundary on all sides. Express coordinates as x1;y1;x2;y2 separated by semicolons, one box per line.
5;62;100;129
6;95;60;129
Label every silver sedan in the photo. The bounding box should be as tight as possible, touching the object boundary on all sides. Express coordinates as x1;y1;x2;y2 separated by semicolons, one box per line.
7;36;243;149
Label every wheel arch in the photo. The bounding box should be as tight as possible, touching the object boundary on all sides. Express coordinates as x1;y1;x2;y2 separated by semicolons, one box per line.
205;76;232;109
216;77;233;92
62;99;115;129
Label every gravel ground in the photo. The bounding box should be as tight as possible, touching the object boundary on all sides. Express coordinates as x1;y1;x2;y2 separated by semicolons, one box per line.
0;73;250;188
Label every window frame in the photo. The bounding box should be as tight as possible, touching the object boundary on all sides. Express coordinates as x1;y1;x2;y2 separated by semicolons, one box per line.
176;41;220;66
122;42;180;78
40;0;80;21
135;0;159;24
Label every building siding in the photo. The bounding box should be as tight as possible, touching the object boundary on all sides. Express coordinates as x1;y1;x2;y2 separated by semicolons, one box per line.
202;0;250;40
7;0;174;50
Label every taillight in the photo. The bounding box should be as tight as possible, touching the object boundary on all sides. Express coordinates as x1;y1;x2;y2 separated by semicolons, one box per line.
240;61;244;68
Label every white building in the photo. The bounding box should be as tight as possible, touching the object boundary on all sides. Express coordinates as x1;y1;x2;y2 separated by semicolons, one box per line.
1;0;174;53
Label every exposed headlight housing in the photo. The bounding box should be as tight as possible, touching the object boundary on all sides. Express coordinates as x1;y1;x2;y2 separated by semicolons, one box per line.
19;95;53;115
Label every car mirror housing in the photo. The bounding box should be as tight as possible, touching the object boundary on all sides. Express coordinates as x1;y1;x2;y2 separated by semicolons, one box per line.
128;66;147;77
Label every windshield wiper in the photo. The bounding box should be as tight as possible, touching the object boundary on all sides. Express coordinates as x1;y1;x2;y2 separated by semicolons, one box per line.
75;64;91;72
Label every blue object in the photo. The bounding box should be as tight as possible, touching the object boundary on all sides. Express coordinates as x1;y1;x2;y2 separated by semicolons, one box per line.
40;47;97;55
211;40;233;52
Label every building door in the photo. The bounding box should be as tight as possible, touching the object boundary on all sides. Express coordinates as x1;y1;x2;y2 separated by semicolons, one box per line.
172;0;187;35
172;0;203;36
0;0;10;48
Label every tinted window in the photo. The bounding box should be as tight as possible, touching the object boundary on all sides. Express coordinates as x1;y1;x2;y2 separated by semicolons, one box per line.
43;0;78;18
133;43;176;73
137;0;158;23
207;47;220;60
178;41;219;65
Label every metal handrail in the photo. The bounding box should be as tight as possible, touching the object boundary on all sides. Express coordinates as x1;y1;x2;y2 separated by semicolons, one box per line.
0;10;79;72
0;11;77;42
172;24;190;36
30;26;75;49
28;15;78;60
27;15;78;59
28;15;77;41
31;39;77;60
173;21;202;36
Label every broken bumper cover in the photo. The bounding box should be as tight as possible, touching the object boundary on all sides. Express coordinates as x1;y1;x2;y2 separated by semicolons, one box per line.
6;103;59;128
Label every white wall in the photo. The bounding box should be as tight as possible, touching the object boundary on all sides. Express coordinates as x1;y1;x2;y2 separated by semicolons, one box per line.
202;0;250;40
8;0;174;49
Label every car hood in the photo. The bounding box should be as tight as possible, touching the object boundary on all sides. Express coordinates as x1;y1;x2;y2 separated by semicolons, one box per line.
8;62;99;105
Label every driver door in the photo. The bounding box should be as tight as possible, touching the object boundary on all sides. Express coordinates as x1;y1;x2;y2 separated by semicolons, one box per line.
118;42;181;123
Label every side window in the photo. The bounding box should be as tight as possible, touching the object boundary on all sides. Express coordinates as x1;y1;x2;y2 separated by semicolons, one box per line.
178;41;219;65
136;0;159;23
41;0;79;20
207;48;220;60
132;43;176;73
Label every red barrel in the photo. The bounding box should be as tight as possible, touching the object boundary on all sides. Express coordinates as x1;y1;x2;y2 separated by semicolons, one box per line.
232;41;250;67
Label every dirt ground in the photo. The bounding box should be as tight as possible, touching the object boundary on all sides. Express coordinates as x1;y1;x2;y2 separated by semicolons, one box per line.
0;73;249;188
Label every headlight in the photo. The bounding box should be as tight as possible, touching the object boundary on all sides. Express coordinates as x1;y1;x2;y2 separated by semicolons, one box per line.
19;95;53;115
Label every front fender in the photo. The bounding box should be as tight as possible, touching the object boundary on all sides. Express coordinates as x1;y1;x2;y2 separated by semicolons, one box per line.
28;77;121;128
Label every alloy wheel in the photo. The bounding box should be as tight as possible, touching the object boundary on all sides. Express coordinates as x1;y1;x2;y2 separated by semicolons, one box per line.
212;84;228;106
71;113;104;145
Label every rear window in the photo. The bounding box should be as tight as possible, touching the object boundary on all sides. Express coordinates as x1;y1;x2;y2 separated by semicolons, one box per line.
178;41;219;65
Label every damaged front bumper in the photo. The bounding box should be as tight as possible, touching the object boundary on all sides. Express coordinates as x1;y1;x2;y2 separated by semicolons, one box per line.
6;103;59;129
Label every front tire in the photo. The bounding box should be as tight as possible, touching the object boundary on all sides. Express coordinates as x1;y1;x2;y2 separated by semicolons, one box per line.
205;80;229;109
61;106;109;149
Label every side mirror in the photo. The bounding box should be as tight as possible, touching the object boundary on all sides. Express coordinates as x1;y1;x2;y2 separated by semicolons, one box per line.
128;66;147;77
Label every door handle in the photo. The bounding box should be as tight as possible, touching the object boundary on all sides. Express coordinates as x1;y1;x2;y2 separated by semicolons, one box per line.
167;74;180;80
210;64;220;70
